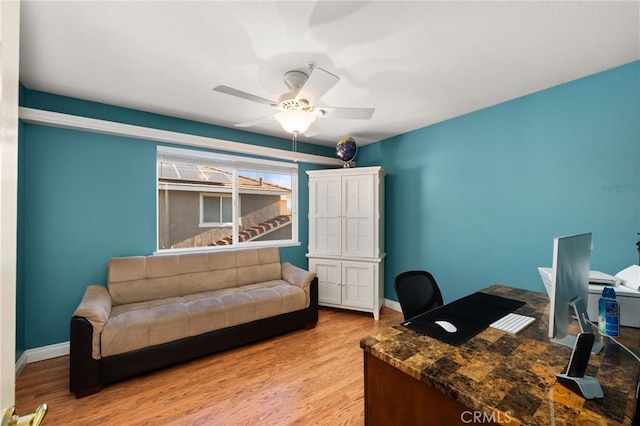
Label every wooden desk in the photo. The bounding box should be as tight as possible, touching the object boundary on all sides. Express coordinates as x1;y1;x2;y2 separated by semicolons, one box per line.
360;285;640;425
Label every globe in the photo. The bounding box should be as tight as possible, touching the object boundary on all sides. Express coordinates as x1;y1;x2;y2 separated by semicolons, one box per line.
336;137;357;165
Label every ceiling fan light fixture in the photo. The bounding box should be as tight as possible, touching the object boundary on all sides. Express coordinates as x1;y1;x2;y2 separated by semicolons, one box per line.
214;63;374;137
275;109;316;134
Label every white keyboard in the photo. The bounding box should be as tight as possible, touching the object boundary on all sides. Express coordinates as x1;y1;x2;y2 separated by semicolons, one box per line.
490;313;536;335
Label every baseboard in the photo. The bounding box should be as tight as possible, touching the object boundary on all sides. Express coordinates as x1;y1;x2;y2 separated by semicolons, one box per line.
384;299;402;313
16;341;70;376
15;352;28;377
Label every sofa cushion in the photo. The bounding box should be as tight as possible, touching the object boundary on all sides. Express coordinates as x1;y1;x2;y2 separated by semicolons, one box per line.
109;275;182;306
100;280;306;357
209;250;237;270
109;256;147;283
107;248;284;305
178;252;209;274
147;254;180;278
237;262;281;287
258;247;280;264
101;296;191;357
180;268;237;295
187;280;307;328
235;248;260;267
186;296;226;337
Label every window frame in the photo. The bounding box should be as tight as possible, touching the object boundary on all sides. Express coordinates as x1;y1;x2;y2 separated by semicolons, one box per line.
157;145;299;253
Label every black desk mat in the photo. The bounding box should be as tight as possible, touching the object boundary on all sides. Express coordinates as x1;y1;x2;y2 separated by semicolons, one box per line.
401;291;526;346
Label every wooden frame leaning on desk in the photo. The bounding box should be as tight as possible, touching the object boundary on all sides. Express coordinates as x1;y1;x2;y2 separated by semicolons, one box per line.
360;285;640;426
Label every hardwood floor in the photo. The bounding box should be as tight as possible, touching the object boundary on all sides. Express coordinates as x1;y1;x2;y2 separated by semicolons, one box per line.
15;307;402;425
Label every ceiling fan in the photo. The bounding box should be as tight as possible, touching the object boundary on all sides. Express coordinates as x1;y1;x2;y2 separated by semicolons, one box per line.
213;63;375;138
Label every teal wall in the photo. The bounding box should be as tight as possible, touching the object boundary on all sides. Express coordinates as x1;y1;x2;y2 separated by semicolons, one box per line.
18;90;334;350
18;61;639;351
358;61;640;303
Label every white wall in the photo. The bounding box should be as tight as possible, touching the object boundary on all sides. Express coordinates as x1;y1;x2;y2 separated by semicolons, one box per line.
0;0;20;411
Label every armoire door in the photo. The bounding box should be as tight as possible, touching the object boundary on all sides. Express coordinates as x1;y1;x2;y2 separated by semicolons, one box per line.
308;175;342;256
342;173;375;258
341;261;375;309
309;258;342;305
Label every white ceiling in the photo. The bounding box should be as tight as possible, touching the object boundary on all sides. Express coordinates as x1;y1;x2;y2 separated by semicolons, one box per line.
19;1;640;147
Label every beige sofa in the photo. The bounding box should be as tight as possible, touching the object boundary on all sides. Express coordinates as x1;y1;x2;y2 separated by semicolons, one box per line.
70;247;318;398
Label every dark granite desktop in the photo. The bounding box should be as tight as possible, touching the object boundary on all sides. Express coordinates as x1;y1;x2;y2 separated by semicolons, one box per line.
361;285;640;425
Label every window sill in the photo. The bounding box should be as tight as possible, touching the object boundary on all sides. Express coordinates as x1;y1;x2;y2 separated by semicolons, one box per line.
154;241;301;256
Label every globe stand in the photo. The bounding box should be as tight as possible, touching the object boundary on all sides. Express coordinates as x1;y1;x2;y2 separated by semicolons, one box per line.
342;161;355;168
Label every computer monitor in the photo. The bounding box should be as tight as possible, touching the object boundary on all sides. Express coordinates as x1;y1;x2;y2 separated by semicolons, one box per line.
539;232;602;354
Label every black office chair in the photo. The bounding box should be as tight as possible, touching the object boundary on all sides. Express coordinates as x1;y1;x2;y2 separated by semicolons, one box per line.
393;270;444;321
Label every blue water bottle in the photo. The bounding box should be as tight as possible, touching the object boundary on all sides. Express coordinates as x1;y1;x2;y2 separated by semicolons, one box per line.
598;287;620;337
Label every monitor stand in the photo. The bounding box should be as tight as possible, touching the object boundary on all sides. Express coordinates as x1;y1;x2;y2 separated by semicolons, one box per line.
556;374;604;399
556;332;604;399
550;298;603;355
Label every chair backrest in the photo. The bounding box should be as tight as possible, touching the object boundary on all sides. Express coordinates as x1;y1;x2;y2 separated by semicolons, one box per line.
393;270;444;320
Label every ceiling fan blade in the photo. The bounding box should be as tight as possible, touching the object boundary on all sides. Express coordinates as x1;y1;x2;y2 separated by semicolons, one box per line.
295;66;339;105
304;122;320;137
213;85;277;106
321;107;375;120
234;115;275;128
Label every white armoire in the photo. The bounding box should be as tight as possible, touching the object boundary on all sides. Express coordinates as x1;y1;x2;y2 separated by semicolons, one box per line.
306;166;385;320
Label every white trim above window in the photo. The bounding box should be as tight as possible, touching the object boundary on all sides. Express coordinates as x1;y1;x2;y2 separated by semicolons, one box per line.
19;107;343;166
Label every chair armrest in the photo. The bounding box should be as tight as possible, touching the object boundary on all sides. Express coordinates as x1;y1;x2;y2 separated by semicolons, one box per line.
72;285;112;360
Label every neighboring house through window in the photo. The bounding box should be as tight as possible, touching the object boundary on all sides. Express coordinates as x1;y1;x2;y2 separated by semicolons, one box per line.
157;146;298;251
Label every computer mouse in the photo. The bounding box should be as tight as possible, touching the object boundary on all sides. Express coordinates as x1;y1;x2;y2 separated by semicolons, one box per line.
434;320;457;333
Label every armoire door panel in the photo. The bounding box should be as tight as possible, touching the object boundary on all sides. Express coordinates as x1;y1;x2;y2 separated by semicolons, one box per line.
342;174;375;258
312;177;341;217
342;175;373;218
310;260;342;305
313;217;341;254
342;262;375;309
309;176;342;255
343;216;375;258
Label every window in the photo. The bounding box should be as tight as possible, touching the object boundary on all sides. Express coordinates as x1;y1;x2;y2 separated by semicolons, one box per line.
201;194;233;226
157;146;298;252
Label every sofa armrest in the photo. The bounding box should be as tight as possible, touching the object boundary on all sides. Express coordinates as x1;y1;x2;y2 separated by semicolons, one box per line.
282;262;316;289
70;316;101;397
282;262;316;309
72;285;112;360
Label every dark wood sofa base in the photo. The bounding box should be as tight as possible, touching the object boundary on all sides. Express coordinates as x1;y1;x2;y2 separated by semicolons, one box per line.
70;279;318;398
